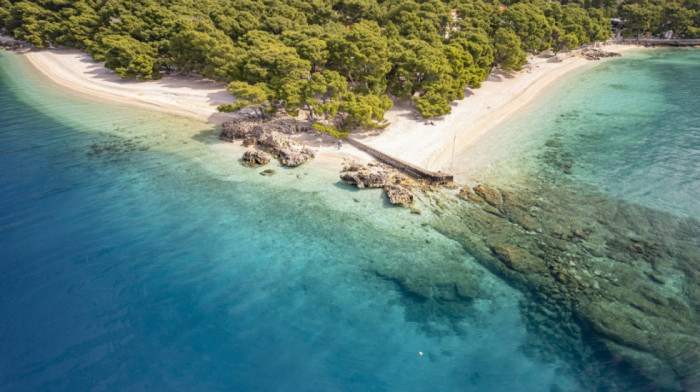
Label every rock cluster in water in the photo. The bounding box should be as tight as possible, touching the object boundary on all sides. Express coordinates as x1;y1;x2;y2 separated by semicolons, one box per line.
581;48;621;60
340;161;415;206
430;181;699;391
220;118;315;167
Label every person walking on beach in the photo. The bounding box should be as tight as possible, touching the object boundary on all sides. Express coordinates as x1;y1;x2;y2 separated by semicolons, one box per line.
337;139;342;150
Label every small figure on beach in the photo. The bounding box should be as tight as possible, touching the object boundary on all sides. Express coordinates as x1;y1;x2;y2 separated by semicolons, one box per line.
430;120;435;126
337;140;342;150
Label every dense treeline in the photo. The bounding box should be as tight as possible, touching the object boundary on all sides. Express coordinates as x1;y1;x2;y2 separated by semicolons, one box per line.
618;0;699;38
0;0;673;129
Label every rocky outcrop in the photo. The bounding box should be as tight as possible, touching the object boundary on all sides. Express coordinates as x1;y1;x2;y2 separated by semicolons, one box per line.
220;118;310;142
385;185;414;206
278;146;315;167
473;184;502;206
344;137;453;183
340;166;391;189
220;120;261;141
340;161;415;206
491;244;548;274
220;119;316;167
242;150;270;166
430;181;700;391
370;254;485;332
580;48;621;60
0;37;27;50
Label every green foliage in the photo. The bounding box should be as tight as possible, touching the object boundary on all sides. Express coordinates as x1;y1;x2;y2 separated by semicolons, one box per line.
503;3;553;51
89;34;159;79
327;20;390;94
5;1;55;46
492;28;527;71
0;0;9;30
217;103;238;112
122;54;158;79
223;81;273;118
312;123;350;138
4;0;676;133
415;89;452;118
618;0;698;38
339;92;392;129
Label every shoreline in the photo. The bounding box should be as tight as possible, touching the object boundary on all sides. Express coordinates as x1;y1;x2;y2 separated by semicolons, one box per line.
359;44;641;172
18;44;640;174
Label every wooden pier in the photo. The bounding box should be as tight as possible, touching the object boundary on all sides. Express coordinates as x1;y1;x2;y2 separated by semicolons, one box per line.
345;137;453;183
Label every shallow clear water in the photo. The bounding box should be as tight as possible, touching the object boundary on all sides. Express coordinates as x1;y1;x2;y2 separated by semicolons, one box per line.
0;52;578;391
454;49;699;220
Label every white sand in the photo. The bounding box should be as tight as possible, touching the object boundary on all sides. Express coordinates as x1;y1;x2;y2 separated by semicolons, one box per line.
22;48;371;165
359;44;638;172
23;49;234;123
21;44;636;172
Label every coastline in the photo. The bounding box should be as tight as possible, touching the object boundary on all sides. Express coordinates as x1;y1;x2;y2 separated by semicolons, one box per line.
3;44;698;392
359;44;641;172
19;44;639;173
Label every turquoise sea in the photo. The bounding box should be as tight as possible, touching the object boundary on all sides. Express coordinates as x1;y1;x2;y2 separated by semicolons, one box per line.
453;49;699;219
1;48;698;391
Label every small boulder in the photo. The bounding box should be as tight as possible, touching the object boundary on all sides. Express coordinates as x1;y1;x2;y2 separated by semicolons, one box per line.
242;150;271;166
220;120;255;141
279;147;314;167
340;170;390;188
342;161;363;172
384;185;414;206
258;131;291;150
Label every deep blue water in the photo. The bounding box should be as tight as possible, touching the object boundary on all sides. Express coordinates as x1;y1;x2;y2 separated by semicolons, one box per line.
0;52;577;391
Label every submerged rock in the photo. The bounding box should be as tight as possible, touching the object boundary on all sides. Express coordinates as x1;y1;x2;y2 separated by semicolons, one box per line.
340;161;417;206
545;139;562;148
473;184;502;207
492;244;547;274
369;254;486;334
429;180;700;391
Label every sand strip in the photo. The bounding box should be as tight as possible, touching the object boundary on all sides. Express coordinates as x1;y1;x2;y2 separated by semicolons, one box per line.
360;44;639;171
19;44;638;172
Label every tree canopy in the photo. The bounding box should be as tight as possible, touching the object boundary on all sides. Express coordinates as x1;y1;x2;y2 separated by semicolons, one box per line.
2;0;676;130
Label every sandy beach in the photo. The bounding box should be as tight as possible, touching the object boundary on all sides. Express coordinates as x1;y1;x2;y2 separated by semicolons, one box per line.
359;44;639;172
20;44;636;172
22;49;234;123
